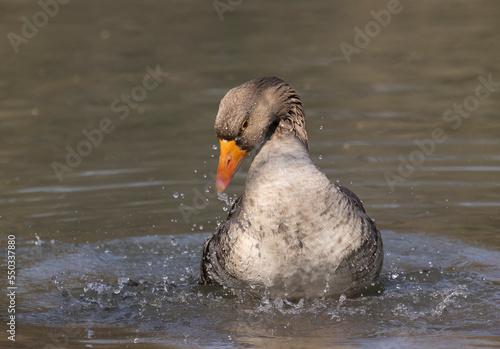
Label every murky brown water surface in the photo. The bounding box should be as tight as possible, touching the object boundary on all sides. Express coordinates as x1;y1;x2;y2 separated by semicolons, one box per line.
1;0;499;348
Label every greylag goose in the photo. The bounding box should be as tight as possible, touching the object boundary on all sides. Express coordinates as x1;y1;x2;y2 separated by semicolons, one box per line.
201;77;383;298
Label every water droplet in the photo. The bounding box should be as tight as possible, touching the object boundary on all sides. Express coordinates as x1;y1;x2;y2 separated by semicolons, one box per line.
34;234;43;246
171;238;177;246
173;192;179;199
318;155;323;160
212;144;218;150
118;277;129;284
319;125;323;130
336;294;347;310
339;294;347;303
194;169;197;173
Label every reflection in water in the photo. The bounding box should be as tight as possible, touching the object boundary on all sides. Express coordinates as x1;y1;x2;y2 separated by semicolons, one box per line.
1;0;500;347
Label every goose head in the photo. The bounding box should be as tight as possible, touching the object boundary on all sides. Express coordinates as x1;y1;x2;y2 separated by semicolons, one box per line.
214;76;308;192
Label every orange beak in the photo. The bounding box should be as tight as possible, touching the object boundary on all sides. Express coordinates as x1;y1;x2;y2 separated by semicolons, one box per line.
215;139;248;193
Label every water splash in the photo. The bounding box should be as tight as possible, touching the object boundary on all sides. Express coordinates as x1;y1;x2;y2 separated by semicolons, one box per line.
17;231;500;348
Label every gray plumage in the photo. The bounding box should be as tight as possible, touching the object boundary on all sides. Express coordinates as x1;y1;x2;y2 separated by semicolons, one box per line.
201;77;383;298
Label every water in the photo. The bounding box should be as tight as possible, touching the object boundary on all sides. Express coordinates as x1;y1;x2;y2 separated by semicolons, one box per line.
1;0;500;348
13;231;500;347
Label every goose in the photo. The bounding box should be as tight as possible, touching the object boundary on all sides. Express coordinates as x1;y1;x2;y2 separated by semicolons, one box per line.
200;77;383;298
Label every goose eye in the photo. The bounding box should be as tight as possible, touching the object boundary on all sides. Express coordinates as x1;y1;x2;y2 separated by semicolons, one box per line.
241;119;249;130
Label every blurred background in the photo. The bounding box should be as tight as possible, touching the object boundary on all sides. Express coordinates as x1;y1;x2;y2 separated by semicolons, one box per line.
1;0;499;348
